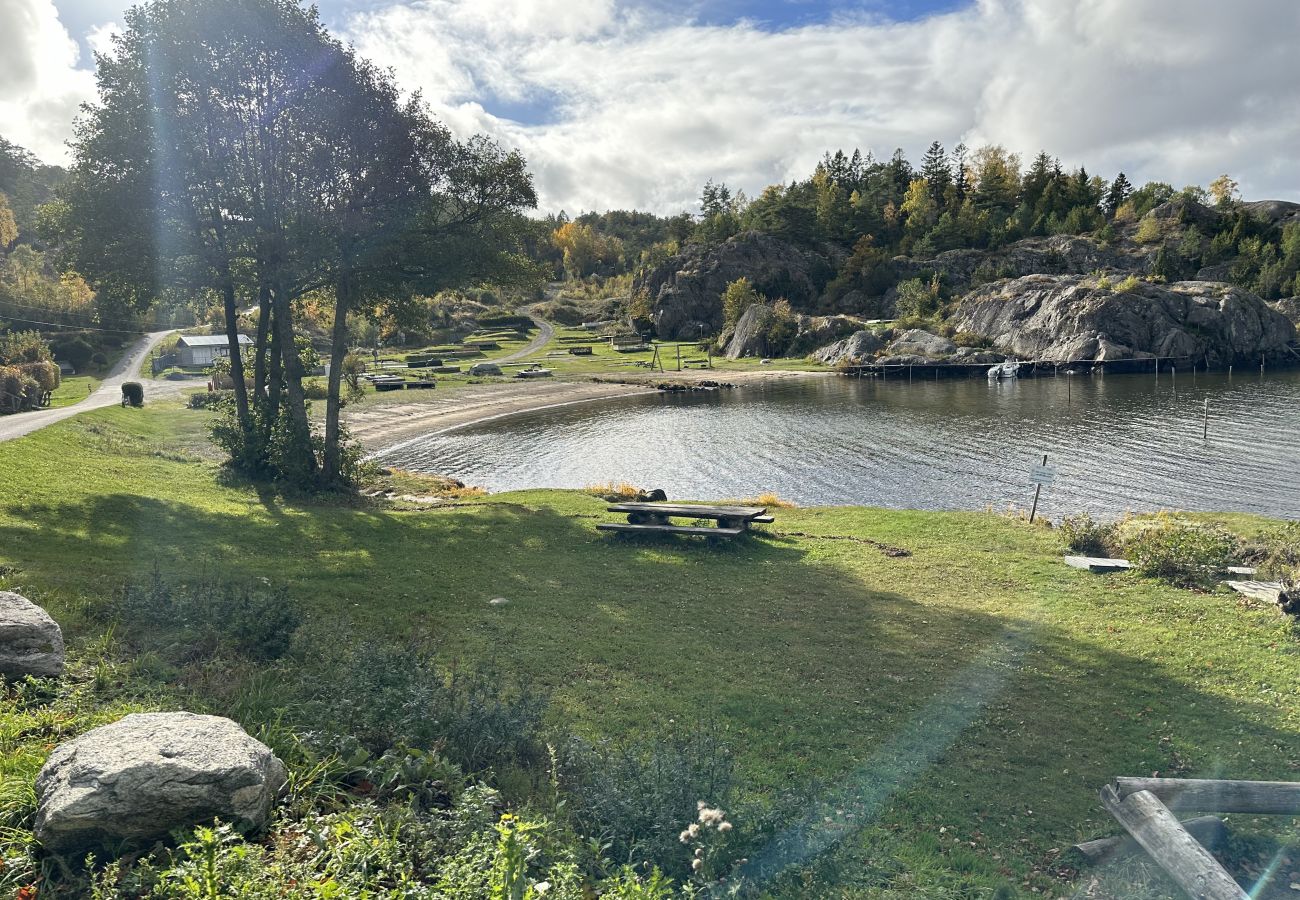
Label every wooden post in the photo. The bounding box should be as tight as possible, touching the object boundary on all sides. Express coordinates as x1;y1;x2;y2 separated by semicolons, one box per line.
1113;777;1300;815
1100;786;1247;900
1067;374;1072;404
1072;815;1227;864
1203;398;1210;440
707;344;712;368
1029;453;1048;524
676;343;682;372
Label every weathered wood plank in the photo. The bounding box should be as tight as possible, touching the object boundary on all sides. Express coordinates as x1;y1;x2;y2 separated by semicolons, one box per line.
1226;581;1284;604
1100;786;1247;900
597;523;746;538
1113;777;1300;815
607;503;766;519
1064;556;1133;573
1071;815;1226;864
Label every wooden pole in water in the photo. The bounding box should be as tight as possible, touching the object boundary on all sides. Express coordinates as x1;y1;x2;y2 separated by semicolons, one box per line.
1067;373;1072;404
1203;397;1209;441
1029;453;1048;524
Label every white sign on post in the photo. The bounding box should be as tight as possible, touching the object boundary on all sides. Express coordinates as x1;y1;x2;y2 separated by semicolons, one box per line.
1030;464;1057;486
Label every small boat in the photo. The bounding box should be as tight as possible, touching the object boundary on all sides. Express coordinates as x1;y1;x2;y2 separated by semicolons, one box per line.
987;361;1019;380
516;366;553;379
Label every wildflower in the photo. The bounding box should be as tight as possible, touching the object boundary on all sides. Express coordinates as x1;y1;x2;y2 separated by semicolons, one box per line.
534;882;551;896
692;858;704;873
718;821;733;833
679;829;692;843
698;806;726;826
695;848;704;858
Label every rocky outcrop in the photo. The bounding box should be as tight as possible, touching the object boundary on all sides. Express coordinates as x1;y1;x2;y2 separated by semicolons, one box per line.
723;304;777;359
891;235;1149;296
886;329;956;358
1273;297;1300;326
950;275;1296;367
723;306;858;359
35;712;287;852
1145;198;1222;230
0;591;64;679
1240;199;1300;229
812;330;886;366
636;232;822;340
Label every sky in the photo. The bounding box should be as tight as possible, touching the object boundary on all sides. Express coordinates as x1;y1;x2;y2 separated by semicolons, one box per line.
3;0;1298;215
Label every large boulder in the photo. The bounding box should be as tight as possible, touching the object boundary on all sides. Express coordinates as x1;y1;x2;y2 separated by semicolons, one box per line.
886;329;957;358
723;303;776;359
0;591;64;679
636;232;822;340
1272;297;1300;327
813;330;886;366
35;712;287;852
950;275;1296;367
1240;199;1300;229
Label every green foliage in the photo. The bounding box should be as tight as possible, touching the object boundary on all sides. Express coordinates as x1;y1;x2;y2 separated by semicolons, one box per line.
1117;516;1240;588
1134;217;1163;244
721;277;762;325
1115;275;1142;293
951;331;992;349
187;390;232;410
556;726;735;877
0;330;52;365
894;276;941;319
101;570;302;663
1057;513;1116;556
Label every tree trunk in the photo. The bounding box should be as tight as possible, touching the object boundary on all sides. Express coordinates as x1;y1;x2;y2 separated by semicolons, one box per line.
252;276;271;401
322;269;352;485
271;276;316;480
219;268;251;432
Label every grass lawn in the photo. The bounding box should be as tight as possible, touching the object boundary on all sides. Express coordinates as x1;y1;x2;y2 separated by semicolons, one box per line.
1;404;1297;897
46;375;100;408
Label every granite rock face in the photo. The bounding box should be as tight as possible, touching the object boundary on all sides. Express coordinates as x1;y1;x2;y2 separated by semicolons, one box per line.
35;712;287;852
0;591;64;679
950;275;1296;367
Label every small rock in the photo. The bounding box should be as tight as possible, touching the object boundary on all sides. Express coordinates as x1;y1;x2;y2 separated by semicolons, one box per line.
0;590;65;679
35;712;286;852
489;597;509;606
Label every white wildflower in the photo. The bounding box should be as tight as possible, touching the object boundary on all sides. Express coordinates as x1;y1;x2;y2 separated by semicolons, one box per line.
534;882;551;896
691;858;704;872
698;806;725;826
718;821;733;833
679;829;692;844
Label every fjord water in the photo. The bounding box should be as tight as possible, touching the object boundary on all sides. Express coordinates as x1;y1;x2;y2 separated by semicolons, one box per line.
380;371;1300;519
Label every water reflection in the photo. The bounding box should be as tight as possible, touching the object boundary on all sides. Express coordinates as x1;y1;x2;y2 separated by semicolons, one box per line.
378;371;1300;519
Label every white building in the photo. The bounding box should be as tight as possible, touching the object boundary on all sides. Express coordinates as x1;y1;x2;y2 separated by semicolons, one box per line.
175;334;253;367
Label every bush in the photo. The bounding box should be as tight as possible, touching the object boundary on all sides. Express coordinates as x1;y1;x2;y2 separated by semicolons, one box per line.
952;331;992;349
1115;275;1142;293
1058;513;1116;556
1116;516;1240;588
19;359;60;392
187;390;232;410
103;570;302;663
53;336;95;370
1134;217;1163;244
556;725;735;878
303;380;329;400
121;381;144;407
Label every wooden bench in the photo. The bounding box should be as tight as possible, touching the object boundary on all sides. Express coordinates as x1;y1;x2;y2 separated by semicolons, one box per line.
598;502;770;540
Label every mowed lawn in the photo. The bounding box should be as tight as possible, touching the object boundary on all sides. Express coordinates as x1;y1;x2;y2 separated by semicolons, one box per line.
1;403;1297;895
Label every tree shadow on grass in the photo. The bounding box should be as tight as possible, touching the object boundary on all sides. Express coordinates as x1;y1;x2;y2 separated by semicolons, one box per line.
1;493;1296;897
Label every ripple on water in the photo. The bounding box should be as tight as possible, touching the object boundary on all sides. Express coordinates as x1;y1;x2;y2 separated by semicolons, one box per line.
378;372;1300;519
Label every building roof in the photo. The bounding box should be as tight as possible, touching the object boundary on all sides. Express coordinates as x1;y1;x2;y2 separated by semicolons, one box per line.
177;334;253;347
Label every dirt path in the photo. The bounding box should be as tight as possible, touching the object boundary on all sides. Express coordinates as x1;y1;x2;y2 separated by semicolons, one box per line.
0;330;185;443
495;314;554;364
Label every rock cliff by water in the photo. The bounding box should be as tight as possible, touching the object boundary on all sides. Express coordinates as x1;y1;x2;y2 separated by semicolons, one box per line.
950;275;1296;367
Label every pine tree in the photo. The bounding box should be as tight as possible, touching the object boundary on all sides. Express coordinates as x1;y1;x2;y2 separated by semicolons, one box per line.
1105;173;1133;218
952;143;970;202
920;141;951;205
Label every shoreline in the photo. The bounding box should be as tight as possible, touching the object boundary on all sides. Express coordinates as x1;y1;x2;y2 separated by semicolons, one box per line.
350;369;833;455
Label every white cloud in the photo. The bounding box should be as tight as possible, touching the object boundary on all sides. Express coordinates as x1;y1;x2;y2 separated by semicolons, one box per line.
85;20;121;58
346;0;1300;214
0;0;96;164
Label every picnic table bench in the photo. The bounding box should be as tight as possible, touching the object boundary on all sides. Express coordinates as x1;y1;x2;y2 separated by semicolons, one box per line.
598;503;774;539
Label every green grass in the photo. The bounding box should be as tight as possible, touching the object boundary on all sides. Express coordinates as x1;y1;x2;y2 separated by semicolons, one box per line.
1;405;1297;897
46;374;100;408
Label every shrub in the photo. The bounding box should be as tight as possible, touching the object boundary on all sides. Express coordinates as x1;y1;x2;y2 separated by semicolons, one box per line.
187;390;232;410
0;366;41;413
19;359;60;392
1115;275;1142;293
54;336;95;370
296;642;548;773
1116;516;1240;588
1095;274;1113;291
121;381;144;407
722;277;762;325
0;330;53;365
103;570;302;663
303;380;329;400
90;351;108;367
952;331;993;349
555;725;735;878
1058;513;1116;556
1134;217;1163;244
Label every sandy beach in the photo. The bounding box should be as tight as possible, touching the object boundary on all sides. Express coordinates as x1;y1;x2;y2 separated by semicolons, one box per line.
347;370;830;453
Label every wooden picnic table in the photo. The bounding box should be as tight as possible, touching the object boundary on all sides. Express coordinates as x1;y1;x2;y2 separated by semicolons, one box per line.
598;502;773;538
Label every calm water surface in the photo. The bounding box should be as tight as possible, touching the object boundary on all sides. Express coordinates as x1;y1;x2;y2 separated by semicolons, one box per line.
378;371;1300;519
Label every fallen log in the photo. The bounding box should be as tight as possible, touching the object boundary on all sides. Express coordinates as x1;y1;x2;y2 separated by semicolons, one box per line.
1100;786;1247;900
1113;777;1300;815
1071;815;1226;864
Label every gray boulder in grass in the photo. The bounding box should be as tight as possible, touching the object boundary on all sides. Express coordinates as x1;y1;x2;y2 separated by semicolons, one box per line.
34;712;287;852
0;590;65;679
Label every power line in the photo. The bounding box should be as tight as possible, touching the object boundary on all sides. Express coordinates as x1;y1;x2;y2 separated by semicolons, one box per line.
0;312;152;334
